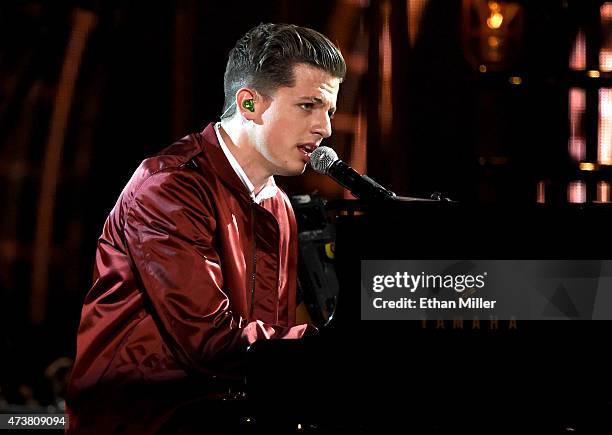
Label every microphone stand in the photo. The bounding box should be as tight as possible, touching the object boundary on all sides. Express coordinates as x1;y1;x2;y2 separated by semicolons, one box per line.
393;192;455;202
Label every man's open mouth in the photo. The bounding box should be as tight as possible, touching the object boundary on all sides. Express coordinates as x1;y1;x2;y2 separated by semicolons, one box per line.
297;144;316;155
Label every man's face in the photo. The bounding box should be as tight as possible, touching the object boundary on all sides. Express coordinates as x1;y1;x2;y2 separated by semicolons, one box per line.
252;63;340;176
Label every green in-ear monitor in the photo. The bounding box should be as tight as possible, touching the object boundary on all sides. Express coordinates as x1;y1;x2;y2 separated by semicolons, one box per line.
242;99;255;112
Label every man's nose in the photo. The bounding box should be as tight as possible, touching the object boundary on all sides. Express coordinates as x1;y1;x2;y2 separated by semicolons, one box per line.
312;111;332;139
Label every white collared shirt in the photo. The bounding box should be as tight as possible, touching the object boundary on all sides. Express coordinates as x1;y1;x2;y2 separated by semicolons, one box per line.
214;122;278;205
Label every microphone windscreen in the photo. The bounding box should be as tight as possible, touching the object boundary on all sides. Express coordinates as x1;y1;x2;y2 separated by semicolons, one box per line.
309;146;338;174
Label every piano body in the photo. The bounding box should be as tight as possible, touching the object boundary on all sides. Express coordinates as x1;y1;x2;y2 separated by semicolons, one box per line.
247;200;612;433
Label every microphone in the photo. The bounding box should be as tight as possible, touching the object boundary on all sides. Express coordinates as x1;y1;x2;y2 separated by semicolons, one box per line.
309;146;396;200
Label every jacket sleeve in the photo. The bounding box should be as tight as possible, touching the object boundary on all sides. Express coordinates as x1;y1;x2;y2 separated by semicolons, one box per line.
123;169;311;377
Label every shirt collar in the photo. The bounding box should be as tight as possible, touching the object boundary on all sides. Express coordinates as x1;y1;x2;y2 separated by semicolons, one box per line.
214;122;278;204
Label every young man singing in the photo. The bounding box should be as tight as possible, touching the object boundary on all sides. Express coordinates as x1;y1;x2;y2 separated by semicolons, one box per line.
67;23;345;433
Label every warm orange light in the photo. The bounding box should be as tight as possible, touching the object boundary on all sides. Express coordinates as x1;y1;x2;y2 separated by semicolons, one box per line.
536;181;546;204
602;50;612;72
407;0;428;48
569;88;586;162
509;76;522;85
479;64;487;73
599;88;612;164
579;162;597;171
487;12;504;29
601;3;612;71
568;181;586;203
486;1;504;29
487;36;500;48
570;30;586;70
597;181;610;203
379;0;393;138
587;70;601;78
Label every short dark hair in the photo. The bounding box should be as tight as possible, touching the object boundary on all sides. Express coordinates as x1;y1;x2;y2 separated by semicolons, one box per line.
221;23;346;119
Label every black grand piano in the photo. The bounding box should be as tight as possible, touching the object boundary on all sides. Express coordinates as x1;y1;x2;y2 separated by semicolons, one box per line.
246;199;612;433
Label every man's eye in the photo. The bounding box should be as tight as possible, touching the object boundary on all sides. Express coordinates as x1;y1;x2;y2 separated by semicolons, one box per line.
299;103;314;110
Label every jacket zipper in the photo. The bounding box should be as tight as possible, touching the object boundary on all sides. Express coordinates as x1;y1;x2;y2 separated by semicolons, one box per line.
249;204;257;317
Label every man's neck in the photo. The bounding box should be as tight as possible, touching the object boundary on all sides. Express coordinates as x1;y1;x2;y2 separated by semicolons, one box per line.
218;119;272;193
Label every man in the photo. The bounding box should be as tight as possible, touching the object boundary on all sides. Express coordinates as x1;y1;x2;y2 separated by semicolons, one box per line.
66;23;345;433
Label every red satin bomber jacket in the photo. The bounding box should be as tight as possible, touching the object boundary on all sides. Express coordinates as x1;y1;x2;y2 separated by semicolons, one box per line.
66;123;309;431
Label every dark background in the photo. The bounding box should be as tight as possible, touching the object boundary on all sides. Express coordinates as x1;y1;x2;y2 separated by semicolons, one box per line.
0;0;610;413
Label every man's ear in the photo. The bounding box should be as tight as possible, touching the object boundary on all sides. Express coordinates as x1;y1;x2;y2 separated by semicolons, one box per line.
236;88;258;121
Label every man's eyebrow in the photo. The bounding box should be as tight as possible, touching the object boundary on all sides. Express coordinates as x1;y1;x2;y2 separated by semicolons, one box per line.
299;96;324;104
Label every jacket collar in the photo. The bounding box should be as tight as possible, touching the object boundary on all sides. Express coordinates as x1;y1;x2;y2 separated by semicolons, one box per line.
199;122;254;200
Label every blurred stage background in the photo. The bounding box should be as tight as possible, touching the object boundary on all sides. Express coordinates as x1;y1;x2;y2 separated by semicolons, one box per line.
1;0;611;412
